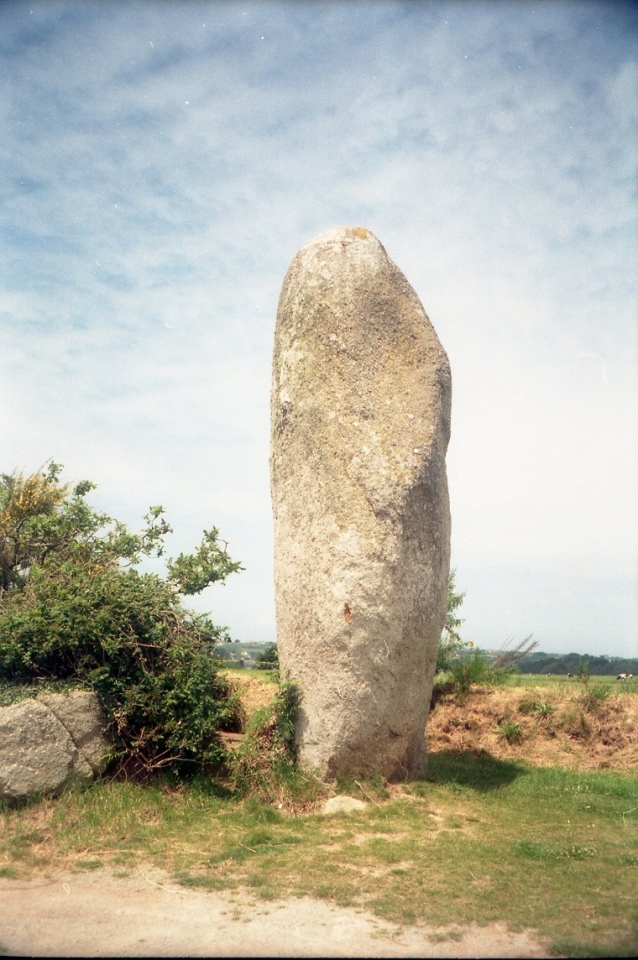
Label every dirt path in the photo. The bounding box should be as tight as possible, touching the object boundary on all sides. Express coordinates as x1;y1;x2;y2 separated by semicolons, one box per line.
0;866;549;958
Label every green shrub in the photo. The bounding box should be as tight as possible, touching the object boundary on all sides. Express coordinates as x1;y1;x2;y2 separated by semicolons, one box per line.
228;680;318;803
518;698;554;720
579;684;610;714
519;699;554;718
559;705;592;740
497;719;523;744
518;698;538;715
255;643;279;670
0;463;243;775
533;702;554;718
450;649;491;693
272;680;300;754
576;659;591;686
436;570;472;672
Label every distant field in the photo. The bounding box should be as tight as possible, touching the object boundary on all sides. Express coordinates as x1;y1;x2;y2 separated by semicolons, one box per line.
221;665;274;681
219;666;638;697
502;672;638;693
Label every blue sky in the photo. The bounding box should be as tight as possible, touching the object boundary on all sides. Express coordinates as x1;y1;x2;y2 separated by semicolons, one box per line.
1;0;636;657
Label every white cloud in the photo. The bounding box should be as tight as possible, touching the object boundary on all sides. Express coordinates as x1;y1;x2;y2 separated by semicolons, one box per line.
1;0;636;655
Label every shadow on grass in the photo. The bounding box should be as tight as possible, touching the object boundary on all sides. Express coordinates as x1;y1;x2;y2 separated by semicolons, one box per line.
423;749;530;792
552;927;638;959
161;771;237;801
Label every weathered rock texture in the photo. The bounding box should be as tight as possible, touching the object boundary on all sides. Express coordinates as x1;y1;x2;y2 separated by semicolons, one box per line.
0;691;110;801
271;226;452;780
322;795;367;815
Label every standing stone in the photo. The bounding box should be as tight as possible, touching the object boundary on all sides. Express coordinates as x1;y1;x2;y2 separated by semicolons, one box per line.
270;226;451;780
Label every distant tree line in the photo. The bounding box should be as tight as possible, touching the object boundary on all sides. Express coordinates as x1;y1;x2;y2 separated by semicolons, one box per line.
515;651;638;676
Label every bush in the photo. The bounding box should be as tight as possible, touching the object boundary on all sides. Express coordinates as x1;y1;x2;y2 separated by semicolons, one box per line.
497;719;523;744
448;648;514;695
573;659;610;715
255;643;279;670
436;570;472;672
533;702;554;718
0;464;243;776
229;680;310;802
450;649;492;694
579;684;610;714
518;698;538;715
518;699;554;718
559;705;592;740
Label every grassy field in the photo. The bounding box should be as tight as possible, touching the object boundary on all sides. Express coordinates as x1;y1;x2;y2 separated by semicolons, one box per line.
503;672;638;692
1;671;636;958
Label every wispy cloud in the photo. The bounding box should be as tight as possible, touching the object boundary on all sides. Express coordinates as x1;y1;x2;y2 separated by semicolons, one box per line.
1;0;636;654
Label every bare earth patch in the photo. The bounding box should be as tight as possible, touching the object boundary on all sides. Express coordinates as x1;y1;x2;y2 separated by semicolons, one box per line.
427;684;638;771
0;866;550;958
229;671;638;775
229;672;276;717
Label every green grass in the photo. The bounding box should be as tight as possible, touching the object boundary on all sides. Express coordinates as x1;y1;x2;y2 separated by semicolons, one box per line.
496;719;524;743
1;756;636;957
502;673;638;693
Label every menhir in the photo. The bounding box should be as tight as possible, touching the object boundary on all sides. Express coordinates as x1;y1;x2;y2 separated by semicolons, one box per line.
270;226;451;780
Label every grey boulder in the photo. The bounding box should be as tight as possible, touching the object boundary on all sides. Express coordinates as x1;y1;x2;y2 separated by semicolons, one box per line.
321;796;367;815
0;692;110;801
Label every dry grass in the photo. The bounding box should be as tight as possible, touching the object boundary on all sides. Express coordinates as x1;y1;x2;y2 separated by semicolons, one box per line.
226;672;277;717
428;682;638;772
228;670;638;775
